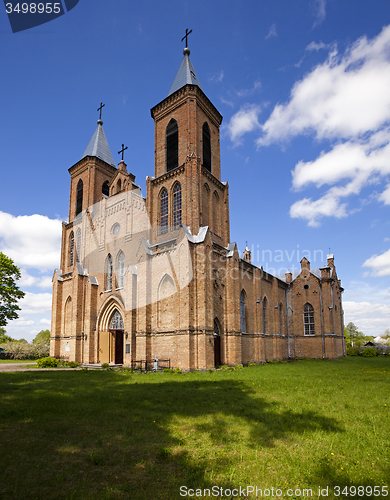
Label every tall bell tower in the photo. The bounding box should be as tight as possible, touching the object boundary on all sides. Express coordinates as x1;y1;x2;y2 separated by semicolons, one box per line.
146;38;230;246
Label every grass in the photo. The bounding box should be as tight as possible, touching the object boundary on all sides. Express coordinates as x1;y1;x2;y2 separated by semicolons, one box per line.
0;358;37;363
0;357;389;500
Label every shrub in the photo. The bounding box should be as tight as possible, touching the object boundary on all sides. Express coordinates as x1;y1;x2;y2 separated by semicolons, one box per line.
346;346;361;356
36;357;59;368
247;362;257;367
63;361;81;368
101;363;113;370
361;347;377;357
163;368;174;373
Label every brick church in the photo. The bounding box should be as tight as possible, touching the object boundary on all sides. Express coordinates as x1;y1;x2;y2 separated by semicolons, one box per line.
50;41;346;368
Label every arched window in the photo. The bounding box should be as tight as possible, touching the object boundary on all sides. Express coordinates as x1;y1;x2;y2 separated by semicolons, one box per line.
117;179;121;193
202;183;210;226
240;290;246;333
64;296;72;337
106;254;113;291
263;297;267;334
303;303;315;335
279;302;283;335
102;180;109;196
202;122;211;172
173;183;182;229
117;250;125;289
213;191;221;235
76;228;81;262
76;179;83;216
69;231;74;266
110;310;124;330
158;274;176;328
166;119;178;172
160;188;168;234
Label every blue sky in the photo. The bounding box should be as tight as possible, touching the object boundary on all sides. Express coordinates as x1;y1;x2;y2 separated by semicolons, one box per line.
1;0;389;340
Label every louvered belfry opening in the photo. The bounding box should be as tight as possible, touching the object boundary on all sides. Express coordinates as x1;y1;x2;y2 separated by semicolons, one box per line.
166;119;178;172
202;122;211;172
76;179;83;216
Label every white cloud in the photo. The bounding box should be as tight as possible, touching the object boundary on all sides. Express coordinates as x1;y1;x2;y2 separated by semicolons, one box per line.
0;212;62;271
18;292;53;315
362;248;390;277
265;24;277;40
306;41;334;52
209;70;224;83
255;25;390;225
19;269;53;290
225;105;261;146
343;300;390;337
312;0;326;27
40;318;51;325
236;80;262;98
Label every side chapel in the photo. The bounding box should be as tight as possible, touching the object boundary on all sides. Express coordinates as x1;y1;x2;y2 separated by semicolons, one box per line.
50;42;346;368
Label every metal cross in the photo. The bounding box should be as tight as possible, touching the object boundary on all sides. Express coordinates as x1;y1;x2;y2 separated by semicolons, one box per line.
118;144;128;162
181;28;192;48
97;102;105;120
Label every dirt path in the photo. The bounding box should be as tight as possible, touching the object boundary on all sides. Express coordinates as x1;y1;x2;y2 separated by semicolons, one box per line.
0;363;82;372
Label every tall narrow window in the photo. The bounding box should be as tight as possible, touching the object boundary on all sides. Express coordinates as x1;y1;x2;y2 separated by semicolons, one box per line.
202;122;211;172
279;302;283;335
240;290;246;333
69;231;74;266
106;254;113;291
76;228;81;262
117;179;122;193
202;183;210;226
76;179;83;216
213;191;221;235
117;250;125;289
160;188;168;234
263;297;267;334
166;119;178;172
173;183;182;229
102;180;109;196
303;303;315;335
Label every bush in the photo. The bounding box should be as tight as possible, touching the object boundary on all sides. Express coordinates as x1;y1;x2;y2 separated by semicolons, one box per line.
0;340;49;360
36;357;59;368
346;346;361;356
361;347;377;357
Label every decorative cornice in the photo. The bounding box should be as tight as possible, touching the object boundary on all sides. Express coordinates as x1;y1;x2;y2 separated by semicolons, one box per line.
151;164;185;186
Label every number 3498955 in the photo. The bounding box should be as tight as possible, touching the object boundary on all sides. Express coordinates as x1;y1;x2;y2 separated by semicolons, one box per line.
5;3;62;14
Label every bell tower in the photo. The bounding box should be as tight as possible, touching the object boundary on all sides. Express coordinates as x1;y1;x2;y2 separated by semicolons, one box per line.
146;40;230;246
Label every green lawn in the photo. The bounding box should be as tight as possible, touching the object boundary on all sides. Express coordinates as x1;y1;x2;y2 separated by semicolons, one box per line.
0;357;388;500
0;358;37;363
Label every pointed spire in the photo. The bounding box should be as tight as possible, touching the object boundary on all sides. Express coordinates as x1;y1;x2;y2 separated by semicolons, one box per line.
81;119;116;167
168;47;203;97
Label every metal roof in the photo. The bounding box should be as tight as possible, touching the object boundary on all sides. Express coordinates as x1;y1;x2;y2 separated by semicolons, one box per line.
168;49;203;97
81;120;116;167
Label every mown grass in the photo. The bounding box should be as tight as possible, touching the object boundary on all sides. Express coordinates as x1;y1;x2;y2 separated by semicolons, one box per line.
0;357;389;500
0;358;38;363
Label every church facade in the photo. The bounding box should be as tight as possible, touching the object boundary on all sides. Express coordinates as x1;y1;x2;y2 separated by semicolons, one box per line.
50;46;346;368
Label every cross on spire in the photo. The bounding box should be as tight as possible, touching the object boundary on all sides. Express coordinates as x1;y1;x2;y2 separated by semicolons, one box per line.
118;143;128;162
97;102;105;120
181;28;192;48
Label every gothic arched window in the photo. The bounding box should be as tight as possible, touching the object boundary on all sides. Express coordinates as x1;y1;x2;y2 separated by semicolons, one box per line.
106;254;113;291
166;119;178;172
173;183;182;229
240;290;246;333
160;188;168;234
110;310;124;329
117;250;125;289
69;231;74;267
202;183;210;227
76;228;81;262
202;122;211;172
303;303;315;335
117;179;121;193
263;297;268;334
76;179;83;216
102;180;109;197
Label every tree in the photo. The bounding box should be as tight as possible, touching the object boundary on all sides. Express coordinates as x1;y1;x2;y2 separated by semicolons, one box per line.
0;327;15;344
344;322;366;347
0;252;25;327
33;329;50;345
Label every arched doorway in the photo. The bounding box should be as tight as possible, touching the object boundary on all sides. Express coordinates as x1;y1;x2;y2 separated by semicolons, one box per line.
214;318;221;367
109;310;124;365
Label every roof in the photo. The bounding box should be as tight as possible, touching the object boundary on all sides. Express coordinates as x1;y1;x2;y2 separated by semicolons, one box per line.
168;48;203;97
275;267;323;284
81;120;116;167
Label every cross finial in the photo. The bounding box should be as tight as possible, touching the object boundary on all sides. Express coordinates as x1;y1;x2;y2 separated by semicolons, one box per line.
118;143;128;162
97;102;105;121
181;28;192;48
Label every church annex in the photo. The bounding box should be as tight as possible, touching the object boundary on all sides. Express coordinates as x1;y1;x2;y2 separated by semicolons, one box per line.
50;43;346;368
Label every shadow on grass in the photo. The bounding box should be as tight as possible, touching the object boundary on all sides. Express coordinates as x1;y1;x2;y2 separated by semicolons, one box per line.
0;371;343;500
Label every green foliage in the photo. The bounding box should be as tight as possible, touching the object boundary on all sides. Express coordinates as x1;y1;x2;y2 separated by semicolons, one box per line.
1;340;49;359
344;322;366;347
0;329;15;344
346;345;361;356
33;330;50;345
0;252;25;327
361;347;377;357
36;357;59;368
62;361;81;368
101;363;113;371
